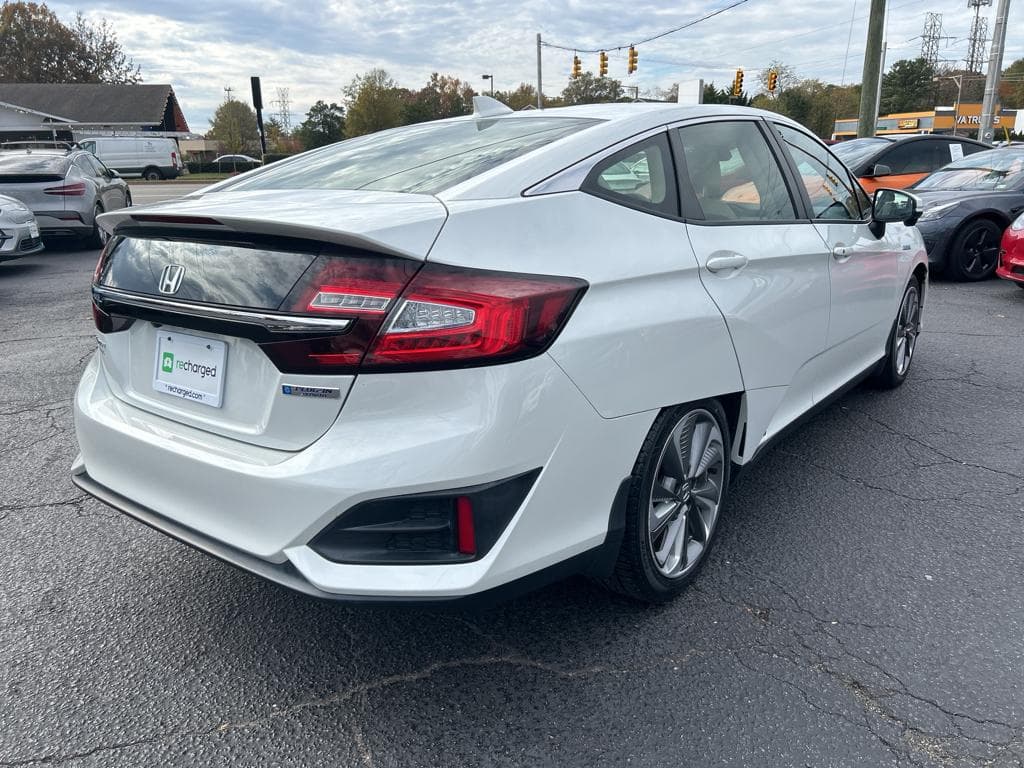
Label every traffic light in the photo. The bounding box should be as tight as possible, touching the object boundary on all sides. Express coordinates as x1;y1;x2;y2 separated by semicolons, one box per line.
732;68;744;97
572;54;582;79
627;46;638;74
767;68;778;94
599;51;608;77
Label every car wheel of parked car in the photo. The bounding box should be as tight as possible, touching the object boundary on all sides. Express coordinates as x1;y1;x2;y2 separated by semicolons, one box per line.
608;401;731;603
950;219;1002;281
86;205;107;249
871;277;923;389
142;167;162;181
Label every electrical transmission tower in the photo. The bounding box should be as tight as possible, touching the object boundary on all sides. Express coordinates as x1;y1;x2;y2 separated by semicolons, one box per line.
272;87;292;132
966;0;992;73
921;13;943;68
223;85;235;102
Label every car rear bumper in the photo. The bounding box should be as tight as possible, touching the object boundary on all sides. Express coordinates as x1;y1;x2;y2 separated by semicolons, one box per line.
35;211;89;237
73;351;653;600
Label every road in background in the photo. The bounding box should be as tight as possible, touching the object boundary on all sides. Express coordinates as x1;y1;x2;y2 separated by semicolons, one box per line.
127;182;210;206
1;246;1022;767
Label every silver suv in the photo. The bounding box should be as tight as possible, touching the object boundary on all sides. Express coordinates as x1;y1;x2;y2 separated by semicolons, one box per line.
0;142;131;246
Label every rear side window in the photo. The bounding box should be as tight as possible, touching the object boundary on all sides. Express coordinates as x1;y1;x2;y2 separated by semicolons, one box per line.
223;116;600;195
880;141;947;174
677;121;795;221
584;133;678;217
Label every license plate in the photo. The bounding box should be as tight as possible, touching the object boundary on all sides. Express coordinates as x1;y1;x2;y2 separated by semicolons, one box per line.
153;330;227;408
29;222;39;238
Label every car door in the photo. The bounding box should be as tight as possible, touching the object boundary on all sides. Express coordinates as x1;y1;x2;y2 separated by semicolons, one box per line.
771;123;905;400
674;118;831;447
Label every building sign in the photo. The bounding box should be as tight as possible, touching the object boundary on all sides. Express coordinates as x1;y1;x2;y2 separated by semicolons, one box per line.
897;118;920;129
956;114;1001;125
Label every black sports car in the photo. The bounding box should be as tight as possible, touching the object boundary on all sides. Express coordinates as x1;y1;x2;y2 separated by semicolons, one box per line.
912;147;1024;280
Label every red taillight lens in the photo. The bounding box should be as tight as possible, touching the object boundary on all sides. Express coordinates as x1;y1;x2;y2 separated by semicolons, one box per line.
43;181;87;196
362;263;587;370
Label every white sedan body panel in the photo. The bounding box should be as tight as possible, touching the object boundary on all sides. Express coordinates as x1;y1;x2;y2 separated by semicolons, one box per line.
430;193;743;418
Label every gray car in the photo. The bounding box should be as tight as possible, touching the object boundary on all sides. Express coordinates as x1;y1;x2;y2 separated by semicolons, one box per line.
0;147;131;246
0;193;44;261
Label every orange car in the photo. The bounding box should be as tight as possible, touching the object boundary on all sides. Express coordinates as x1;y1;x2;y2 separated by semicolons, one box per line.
832;134;989;193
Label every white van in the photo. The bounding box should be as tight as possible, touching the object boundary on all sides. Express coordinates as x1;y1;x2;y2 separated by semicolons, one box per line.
78;137;183;180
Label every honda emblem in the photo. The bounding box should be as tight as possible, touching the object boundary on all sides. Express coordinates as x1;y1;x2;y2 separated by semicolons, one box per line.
158;264;185;295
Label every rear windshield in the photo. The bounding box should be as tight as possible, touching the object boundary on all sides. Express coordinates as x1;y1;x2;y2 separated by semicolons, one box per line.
0;153;69;174
831;138;890;170
222;116;600;194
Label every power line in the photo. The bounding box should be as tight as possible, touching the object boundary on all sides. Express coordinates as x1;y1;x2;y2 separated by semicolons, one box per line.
541;0;750;54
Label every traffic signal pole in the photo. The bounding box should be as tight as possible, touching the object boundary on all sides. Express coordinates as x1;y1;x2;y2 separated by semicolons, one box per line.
979;0;1011;142
536;33;543;109
857;0;886;137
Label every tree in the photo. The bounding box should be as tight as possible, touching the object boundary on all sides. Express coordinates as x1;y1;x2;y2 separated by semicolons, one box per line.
701;81;750;106
403;73;474;124
494;82;539;110
757;60;797;96
1000;58;1024;109
752;79;861;138
295;100;345;149
207;99;260;155
880;58;936;114
344;69;405;138
560;72;625;105
0;1;140;83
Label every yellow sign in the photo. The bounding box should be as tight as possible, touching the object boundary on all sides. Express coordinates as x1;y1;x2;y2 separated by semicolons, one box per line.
897;118;919;129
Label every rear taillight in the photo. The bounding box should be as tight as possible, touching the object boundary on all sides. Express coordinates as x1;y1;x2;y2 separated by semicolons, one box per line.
43;181;86;196
263;258;586;374
363;263;587;370
171;151;178;167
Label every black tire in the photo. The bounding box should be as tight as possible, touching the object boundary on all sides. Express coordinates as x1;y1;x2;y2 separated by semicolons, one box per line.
142;167;162;181
606;399;731;603
871;277;922;389
85;204;106;249
948;219;1003;281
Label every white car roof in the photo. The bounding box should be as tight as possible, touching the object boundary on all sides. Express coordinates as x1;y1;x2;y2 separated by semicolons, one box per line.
437;103;806;201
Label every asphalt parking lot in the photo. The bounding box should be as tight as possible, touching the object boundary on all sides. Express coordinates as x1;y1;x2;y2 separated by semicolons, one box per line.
1;230;1022;766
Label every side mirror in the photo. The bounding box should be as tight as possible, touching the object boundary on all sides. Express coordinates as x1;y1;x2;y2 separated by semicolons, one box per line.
870;188;921;236
868;163;892;178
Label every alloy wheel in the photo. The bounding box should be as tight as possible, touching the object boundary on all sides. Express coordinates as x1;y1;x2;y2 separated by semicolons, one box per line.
961;224;1000;278
648;409;725;579
894;283;921;376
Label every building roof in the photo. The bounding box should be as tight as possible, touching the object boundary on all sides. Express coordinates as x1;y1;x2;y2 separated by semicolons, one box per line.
0;83;188;131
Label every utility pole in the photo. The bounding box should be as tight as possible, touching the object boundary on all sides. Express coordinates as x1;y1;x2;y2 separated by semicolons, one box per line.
873;42;887;131
978;0;1010;142
536;33;543;109
857;0;886;137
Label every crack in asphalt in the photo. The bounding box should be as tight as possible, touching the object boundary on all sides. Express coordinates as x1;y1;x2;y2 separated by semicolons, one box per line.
0;656;614;766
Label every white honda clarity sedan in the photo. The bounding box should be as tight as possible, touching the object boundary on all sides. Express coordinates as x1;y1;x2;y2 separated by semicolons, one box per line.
73;99;927;605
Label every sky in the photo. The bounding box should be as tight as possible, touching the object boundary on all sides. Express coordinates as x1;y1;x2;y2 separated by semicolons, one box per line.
50;0;1024;131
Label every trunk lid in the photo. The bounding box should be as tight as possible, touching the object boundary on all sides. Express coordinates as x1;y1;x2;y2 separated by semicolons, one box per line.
92;189;447;451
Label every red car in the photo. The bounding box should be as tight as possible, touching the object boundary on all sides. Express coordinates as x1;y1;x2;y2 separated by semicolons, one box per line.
997;213;1024;289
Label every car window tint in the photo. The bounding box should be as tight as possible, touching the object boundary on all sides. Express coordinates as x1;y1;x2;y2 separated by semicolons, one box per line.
224;117;600;194
775;124;861;221
676;121;795;222
585;133;677;217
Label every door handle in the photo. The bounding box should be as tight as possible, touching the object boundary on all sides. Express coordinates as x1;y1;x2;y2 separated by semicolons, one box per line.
832;246;853;260
705;253;748;273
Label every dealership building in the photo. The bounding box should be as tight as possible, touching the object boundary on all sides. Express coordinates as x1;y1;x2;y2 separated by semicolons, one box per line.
833;102;1022;139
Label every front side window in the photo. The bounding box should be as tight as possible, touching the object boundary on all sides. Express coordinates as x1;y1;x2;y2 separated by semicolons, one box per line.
879;141;946;175
221;116;600;195
775;124;861;220
677;121;795;222
585;133;677;216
